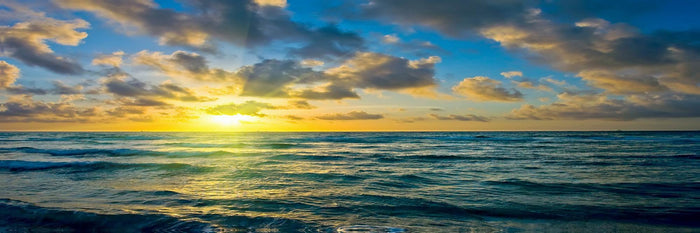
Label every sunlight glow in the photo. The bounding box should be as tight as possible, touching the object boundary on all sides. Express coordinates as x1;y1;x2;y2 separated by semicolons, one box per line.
209;114;258;126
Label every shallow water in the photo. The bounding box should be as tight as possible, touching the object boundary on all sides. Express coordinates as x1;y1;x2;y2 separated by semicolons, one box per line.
1;131;698;232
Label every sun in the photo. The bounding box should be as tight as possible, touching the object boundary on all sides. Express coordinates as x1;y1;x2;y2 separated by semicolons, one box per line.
209;114;258;126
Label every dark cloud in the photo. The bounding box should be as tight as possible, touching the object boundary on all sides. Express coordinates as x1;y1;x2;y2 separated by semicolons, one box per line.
316;111;383;120
379;34;446;56
452;76;523;102
133;50;241;82
291;84;360;100
0;6;87;74
288;24;365;59
327;52;439;90
124;98;170;107
205;100;276;116
51;81;83;95
56;0;364;57
340;0;537;38
136;51;441;99
0;95;97;122
429;113;489;122
341;0;700;121
104;75;215;102
106;106;144;117
285;100;316;109
507;93;700;120
237;59;326;97
284;115;304;120
6;86;48;95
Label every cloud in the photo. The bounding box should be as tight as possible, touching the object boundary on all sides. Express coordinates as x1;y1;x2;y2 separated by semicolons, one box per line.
285;100;316;109
0;95;98;122
92;51;125;67
50;81;83;95
326;52;439;91
290;83;360;100
0;61;83;95
452;76;523;102
507;92;700;120
300;59;324;67
136;50;443;99
316;111;384;120
55;0;363;57
512;80;552;92
133;50;241;82
429;113;489;122
284;115;304;120
134;51;357;99
253;0;286;7
205;100;276;116
377;33;445;56
500;71;523;78
343;0;535;38
0;4;87;74
236;59;327;97
287;24;365;59
479;15;700;95
382;34;400;44
103;74;215;102
0;61;20;88
341;0;700;123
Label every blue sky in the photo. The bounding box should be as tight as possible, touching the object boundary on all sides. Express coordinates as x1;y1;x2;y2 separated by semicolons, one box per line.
0;0;699;131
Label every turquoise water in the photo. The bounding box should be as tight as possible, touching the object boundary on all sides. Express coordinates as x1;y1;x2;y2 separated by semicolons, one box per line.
0;131;698;232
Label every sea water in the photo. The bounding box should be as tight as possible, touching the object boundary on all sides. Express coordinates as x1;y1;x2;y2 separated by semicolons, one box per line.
0;131;698;232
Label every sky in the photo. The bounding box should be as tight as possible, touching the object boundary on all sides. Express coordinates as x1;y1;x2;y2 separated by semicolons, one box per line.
0;0;699;131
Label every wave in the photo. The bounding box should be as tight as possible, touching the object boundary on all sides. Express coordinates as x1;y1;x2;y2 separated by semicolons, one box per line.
0;199;212;232
482;178;700;198
2;147;146;157
1;199;325;232
0;147;249;158
0;160;212;173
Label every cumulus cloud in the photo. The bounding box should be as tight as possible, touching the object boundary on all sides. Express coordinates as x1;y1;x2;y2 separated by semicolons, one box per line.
50;81;83;95
287;25;365;59
382;34;400;44
507;92;700;120
326;52;439;91
500;71;523;78
316;111;384;120
512;80;552;92
133;50;241;82
452;76;523;102
103;73;215;102
92;51;125;67
478;15;700;95
429;113;489;122
204;100;276;116
0;61;83;95
0;61;20;88
55;0;363;57
342;0;700;119
0;4;87;74
300;59;324;67
0;95;98;122
135;50;442;99
236;59;327;97
285;100;316;109
344;0;535;38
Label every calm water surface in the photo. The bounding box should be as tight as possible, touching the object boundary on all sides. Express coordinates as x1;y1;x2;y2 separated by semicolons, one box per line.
1;131;698;232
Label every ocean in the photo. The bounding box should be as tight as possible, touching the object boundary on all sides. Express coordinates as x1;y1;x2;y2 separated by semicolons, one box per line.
0;131;698;232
